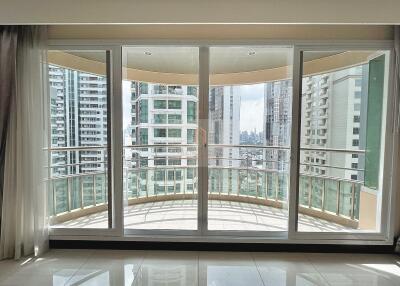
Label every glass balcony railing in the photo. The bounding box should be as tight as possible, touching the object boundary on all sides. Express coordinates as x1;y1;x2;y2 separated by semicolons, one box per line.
48;145;363;227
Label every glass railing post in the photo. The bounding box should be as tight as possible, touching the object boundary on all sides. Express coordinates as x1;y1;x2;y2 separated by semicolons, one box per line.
104;173;107;204
256;172;259;198
247;169;250;197
350;182;355;220
275;172;279;201
236;169;239;196
174;167;176;195
265;171;268;200
308;176;312;208
92;174;96;206
163;168;167;196
183;168;186;195
146;168;149;198
321;178;326;212
67;177;71;212
218;169;221;196
136;170;139;199
52;180;57;215
336;180;340;216
80;176;84;209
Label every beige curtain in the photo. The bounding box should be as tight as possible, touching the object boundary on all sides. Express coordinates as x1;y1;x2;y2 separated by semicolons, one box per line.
394;26;400;253
0;27;18;238
0;26;49;260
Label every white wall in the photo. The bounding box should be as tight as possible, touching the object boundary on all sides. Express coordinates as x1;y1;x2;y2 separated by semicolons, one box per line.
1;0;400;24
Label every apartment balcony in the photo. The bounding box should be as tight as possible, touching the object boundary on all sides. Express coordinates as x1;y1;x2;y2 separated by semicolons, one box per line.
48;145;367;232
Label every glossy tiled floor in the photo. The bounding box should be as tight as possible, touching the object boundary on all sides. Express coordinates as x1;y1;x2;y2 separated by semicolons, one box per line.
0;249;399;285
54;200;354;232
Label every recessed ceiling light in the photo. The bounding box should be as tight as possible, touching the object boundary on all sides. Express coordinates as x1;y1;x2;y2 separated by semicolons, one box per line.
248;51;256;56
144;51;152;56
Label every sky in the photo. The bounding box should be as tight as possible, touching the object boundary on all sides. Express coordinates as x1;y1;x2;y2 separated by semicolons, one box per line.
238;83;265;133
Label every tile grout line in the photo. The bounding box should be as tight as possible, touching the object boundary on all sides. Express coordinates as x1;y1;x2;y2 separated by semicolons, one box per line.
197;251;200;286
131;250;149;286
305;254;334;286
62;249;96;286
250;252;267;286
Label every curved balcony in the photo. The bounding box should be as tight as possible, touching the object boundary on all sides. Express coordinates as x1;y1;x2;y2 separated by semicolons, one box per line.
49;144;363;232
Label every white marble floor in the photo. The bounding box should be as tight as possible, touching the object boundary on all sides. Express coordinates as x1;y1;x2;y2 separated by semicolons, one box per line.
0;249;400;285
54;200;354;232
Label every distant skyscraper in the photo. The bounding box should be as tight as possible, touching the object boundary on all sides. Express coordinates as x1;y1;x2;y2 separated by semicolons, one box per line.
49;65;108;176
300;66;367;181
263;80;292;171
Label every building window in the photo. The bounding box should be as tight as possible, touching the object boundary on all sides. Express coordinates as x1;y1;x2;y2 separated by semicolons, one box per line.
154;158;167;166
352;163;358;169
153;84;167;94
187;86;198;96
354;115;360;123
352;139;359;146
154;100;167;109
168;114;182;124
187;129;196;144
139;82;148;95
139;128;148;144
187;101;197;123
168;128;181;138
353;127;359;135
139;99;148;123
168;100;182;109
168;86;183;95
154;128;167;137
154;114;167;124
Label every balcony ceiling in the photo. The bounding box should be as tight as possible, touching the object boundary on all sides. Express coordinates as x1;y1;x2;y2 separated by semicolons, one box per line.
66;48;341;74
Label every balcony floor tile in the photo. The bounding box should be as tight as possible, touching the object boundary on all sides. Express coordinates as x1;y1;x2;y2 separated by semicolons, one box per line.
52;200;356;233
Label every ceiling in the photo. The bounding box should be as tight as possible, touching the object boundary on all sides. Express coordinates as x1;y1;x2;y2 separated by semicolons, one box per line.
66;48;342;75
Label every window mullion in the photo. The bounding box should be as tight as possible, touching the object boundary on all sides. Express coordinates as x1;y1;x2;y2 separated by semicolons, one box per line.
288;46;303;238
198;46;210;235
111;46;124;236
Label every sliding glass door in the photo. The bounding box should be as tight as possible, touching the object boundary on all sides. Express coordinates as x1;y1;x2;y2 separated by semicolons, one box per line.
47;43;395;242
207;47;293;232
296;49;391;235
122;47;200;232
48;49;112;230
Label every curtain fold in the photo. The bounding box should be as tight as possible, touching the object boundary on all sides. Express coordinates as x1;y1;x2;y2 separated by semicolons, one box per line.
0;27;18;238
0;26;49;260
394;26;400;254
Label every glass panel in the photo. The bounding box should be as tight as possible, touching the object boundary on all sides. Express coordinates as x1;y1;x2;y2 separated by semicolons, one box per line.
123;47;199;230
48;50;110;229
208;47;293;232
297;50;389;232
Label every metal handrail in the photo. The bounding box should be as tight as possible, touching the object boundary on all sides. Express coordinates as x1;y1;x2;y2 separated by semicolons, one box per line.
50;167;361;223
300;147;365;154
49;146;107;151
124;144;365;154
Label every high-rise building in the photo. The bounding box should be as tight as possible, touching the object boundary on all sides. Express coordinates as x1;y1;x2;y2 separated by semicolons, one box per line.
209;86;241;168
127;81;199;196
49;65;108;177
300;65;367;181
263;80;292;173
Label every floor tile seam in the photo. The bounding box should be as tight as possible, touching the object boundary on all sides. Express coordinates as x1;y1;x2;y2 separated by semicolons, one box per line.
130;250;150;286
305;254;334;286
250;252;268;286
62;249;95;286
